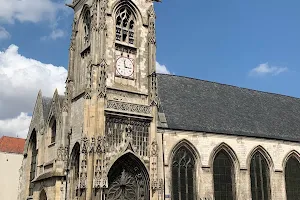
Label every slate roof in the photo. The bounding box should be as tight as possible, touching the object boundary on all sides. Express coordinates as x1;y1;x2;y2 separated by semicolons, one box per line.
58;95;65;107
0;136;25;154
42;96;52;120
157;74;300;142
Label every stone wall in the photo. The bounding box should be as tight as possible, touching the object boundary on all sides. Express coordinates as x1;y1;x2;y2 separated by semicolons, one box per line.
161;129;300;200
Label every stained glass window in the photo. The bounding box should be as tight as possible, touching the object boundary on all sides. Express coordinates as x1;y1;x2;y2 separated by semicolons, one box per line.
213;150;235;200
250;152;270;200
172;146;195;200
285;156;300;200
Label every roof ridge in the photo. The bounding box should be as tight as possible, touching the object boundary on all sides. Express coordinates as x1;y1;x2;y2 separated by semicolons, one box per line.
157;73;300;100
0;135;24;139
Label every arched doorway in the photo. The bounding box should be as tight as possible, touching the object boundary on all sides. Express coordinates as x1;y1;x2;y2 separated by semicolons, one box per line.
107;153;149;200
40;189;47;200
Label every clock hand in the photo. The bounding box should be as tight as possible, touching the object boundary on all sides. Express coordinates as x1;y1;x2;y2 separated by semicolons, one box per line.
124;59;128;68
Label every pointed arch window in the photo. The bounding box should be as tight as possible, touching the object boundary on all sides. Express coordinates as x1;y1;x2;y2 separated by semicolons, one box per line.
213;150;235;200
285;156;300;200
83;10;91;44
50;119;56;144
115;7;135;44
29;131;37;196
172;146;196;200
250;151;270;200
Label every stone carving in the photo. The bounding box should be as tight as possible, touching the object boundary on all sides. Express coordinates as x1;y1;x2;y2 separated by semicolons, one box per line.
151;157;158;189
115;43;137;54
89;137;95;153
83;90;92;99
148;5;156;45
107;100;151;114
99;0;108;30
98;58;107;98
57;146;65;161
81;136;88;155
151;140;158;157
70;16;77;51
96;136;107;154
62;100;69;113
86;61;93;92
152;178;163;191
91;0;98;31
79;136;88;189
149;72;159;106
94;136;109;188
93;158;102;188
150;140;160;190
79;167;87;189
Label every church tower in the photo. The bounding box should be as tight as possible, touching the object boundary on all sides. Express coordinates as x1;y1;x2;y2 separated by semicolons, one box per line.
65;0;163;199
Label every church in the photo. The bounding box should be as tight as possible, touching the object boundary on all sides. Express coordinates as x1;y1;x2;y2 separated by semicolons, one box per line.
18;0;300;200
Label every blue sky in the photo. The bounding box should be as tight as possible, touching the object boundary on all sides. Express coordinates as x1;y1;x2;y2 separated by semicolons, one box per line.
1;0;300;96
1;0;300;137
155;0;300;97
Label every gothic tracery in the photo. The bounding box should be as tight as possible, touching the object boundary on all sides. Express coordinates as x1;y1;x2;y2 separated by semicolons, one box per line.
83;9;91;44
115;7;135;45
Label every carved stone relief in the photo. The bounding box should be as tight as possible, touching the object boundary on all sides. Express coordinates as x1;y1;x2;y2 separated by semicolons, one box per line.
115;43;137;55
98;59;107;98
79;136;88;189
93;136;109;188
106;100;151;115
99;0;108;31
149;72;159;106
91;0;98;31
151;140;160;190
148;6;156;45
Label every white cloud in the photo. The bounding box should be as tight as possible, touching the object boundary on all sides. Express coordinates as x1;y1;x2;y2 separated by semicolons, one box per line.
250;63;288;76
0;44;67;138
41;28;65;40
0;0;65;24
0;112;32;139
0;26;10;40
0;0;69;41
50;29;65;39
156;61;170;74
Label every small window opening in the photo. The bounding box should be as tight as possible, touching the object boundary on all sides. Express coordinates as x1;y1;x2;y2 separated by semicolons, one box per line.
83;10;91;44
51;120;56;143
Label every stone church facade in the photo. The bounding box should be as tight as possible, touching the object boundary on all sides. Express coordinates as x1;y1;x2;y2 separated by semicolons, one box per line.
18;0;300;200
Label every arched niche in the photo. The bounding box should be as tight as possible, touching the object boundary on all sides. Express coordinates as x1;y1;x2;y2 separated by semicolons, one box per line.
69;142;80;199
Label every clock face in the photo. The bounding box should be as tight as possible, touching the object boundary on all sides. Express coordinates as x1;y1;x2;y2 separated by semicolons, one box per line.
116;57;134;77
